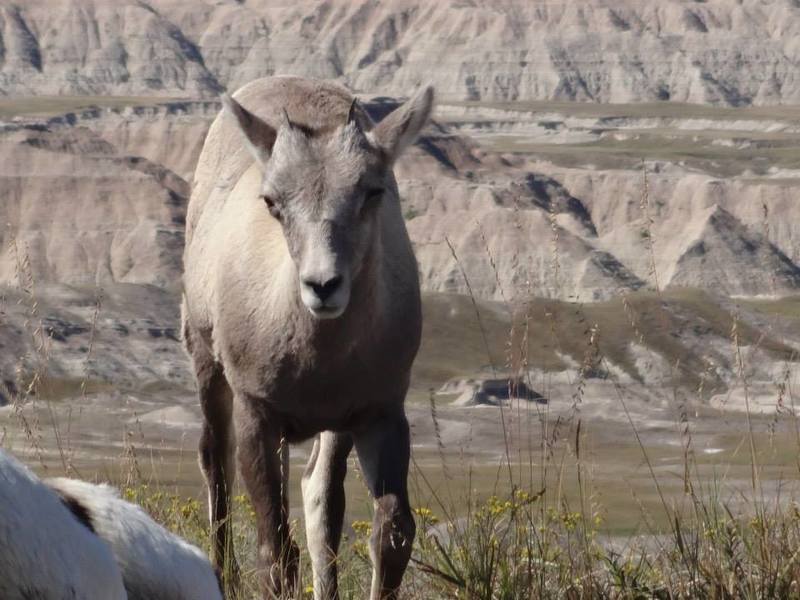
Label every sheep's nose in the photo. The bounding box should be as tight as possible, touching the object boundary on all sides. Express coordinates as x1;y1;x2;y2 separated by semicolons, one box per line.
303;275;342;302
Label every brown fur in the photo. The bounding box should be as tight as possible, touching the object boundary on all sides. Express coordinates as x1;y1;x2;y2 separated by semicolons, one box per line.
55;491;95;534
183;76;433;600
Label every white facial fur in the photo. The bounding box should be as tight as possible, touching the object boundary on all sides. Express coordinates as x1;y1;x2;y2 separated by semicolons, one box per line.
296;220;352;320
260;120;380;320
223;86;434;320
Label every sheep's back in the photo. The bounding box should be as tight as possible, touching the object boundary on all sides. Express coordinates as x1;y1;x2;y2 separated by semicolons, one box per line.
0;450;127;600
47;477;222;600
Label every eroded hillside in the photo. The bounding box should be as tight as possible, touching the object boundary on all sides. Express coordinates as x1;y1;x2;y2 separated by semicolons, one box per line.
1;95;798;414
4;96;800;301
2;0;800;105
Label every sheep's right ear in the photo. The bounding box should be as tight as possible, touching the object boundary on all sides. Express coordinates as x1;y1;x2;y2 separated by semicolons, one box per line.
222;94;277;166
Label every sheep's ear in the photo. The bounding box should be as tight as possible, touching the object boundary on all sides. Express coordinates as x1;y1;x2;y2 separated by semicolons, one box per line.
371;86;434;163
222;94;278;166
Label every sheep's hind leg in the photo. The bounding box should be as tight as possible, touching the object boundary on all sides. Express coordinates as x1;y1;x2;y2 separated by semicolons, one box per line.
353;414;415;600
236;404;299;598
302;431;353;600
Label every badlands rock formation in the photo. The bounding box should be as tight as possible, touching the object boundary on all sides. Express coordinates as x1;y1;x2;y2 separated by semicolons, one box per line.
0;121;186;289
3;98;800;303
2;96;798;407
1;0;799;406
2;0;800;105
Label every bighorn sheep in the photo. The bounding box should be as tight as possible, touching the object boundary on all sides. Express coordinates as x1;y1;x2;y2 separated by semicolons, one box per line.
47;477;223;600
0;449;128;600
182;76;433;599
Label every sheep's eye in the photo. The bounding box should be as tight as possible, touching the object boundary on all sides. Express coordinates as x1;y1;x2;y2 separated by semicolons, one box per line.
262;195;281;219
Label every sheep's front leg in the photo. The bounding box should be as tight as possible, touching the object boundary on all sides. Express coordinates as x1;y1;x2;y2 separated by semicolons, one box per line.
197;366;236;583
353;414;415;600
235;402;299;597
184;316;237;587
302;431;353;600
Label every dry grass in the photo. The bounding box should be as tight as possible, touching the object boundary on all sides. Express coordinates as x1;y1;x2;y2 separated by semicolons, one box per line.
413;288;795;399
443;99;800;177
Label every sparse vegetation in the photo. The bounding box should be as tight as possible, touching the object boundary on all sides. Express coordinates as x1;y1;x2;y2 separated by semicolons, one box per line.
415;288;797;397
403;207;421;221
116;456;800;599
0;96;187;119
444;100;800;177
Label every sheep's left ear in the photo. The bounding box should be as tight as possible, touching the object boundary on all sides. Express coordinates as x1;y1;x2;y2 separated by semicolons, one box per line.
371;86;434;163
222;94;278;167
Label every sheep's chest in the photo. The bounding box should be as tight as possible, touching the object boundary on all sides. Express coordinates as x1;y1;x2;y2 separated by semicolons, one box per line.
224;321;413;441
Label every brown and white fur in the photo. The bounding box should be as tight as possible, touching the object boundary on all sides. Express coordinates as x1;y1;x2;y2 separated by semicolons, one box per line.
0;449;128;600
182;76;433;599
47;477;223;600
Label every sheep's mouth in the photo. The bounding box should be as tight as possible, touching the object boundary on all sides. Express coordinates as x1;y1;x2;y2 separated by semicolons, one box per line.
300;279;350;320
307;303;346;320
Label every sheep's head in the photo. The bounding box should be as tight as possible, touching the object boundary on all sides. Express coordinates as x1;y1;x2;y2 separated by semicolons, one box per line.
224;86;434;319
